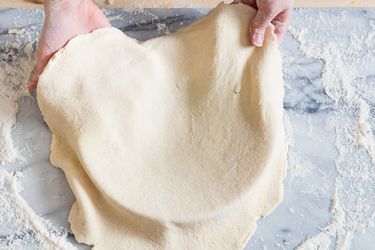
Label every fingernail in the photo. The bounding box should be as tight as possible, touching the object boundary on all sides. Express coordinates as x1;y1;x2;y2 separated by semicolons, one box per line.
252;31;263;47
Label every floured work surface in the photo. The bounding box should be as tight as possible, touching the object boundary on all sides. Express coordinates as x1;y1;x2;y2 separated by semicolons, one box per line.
37;3;287;249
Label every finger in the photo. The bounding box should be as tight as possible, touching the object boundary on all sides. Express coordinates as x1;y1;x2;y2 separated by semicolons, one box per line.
27;50;54;92
26;66;37;92
250;6;278;47
27;70;37;92
271;9;292;44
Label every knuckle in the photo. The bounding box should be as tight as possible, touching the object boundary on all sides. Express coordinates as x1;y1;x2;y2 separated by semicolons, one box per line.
251;20;267;30
263;4;277;14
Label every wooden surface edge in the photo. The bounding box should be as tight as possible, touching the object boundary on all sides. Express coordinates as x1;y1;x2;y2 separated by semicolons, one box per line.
1;0;375;8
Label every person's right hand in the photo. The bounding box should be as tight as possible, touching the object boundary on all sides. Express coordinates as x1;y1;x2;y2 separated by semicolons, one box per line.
27;0;111;91
241;0;293;47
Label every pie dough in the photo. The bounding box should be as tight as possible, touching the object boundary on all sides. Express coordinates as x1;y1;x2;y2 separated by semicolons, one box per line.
37;3;287;249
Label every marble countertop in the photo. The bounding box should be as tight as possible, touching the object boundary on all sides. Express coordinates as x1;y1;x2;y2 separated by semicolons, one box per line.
0;6;374;250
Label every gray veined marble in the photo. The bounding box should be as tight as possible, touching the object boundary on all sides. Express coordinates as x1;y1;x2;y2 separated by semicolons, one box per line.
0;5;375;250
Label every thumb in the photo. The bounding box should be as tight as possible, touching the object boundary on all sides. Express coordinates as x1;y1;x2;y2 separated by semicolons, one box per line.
27;51;53;92
250;7;276;47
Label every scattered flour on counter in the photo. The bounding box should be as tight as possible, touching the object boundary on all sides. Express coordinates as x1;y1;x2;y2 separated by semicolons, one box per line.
0;169;76;250
0;79;23;165
131;8;171;34
0;40;30;165
7;28;25;35
290;15;375;250
156;22;170;34
0;25;77;249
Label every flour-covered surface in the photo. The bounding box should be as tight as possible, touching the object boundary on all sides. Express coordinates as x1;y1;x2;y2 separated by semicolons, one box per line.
0;7;374;250
248;8;375;250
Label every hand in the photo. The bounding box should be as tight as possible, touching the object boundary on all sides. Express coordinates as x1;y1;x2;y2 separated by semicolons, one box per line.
27;0;111;91
241;0;293;47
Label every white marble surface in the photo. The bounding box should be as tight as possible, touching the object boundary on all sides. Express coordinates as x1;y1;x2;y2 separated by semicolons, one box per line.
0;6;374;250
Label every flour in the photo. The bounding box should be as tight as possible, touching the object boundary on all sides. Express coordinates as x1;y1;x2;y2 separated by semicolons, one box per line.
104;7;172;35
289;12;375;250
0;37;30;165
0;169;76;250
7;28;26;35
132;8;171;34
0;23;77;249
0;86;20;165
156;23;170;34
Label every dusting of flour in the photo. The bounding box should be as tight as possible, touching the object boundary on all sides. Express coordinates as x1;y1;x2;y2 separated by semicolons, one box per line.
0;169;76;249
0;53;26;164
0;22;77;249
290;12;375;250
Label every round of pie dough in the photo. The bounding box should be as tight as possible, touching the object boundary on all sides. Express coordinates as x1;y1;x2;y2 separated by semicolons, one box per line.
37;3;287;249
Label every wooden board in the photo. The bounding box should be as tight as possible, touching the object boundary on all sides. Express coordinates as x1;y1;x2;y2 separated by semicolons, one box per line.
1;0;375;8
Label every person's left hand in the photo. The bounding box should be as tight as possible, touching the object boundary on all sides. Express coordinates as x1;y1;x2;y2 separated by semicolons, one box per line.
27;0;111;92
